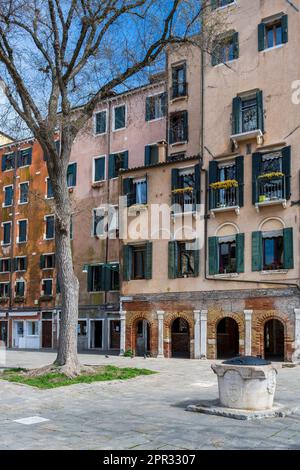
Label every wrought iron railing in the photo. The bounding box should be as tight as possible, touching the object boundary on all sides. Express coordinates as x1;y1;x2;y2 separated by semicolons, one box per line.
171;188;197;213
210;186;239;210
256;175;285;203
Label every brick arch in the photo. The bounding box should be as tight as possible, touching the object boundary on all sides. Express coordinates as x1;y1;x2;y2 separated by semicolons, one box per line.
208;312;245;359
164;312;194;359
252;311;292;361
126;312;157;357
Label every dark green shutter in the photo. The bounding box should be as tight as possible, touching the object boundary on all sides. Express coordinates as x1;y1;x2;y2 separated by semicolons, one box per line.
104;265;112;291
193;245;200;277
171;168;179;190
252;152;261;204
123;178;134;207
1;155;6;171
169;122;174;144
258;23;265;51
252;231;263;272
73;162;77;186
256;90;264;132
168;241;177;279
87;266;93;292
23;257;28;271
208;237;218;275
183;111;188;141
108;154;116;178
233;32;239;59
194;163;201;204
123;245;132;281
282;146;291;200
13;258;18;272
282;14;288;44
209;160;218;209
232;97;241;134
40;255;45;269
145;242;152;280
235;156;244;207
283;228;294;269
123;150;129;170
145;145;151;166
145;97;151;121
236;233;245;273
95;157;105;181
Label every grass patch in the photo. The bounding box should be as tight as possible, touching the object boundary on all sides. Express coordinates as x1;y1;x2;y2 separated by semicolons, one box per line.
0;365;156;389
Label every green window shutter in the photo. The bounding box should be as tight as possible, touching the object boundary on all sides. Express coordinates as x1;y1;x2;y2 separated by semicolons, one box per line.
258;23;265;51
13;258;18;272
145;242;153;280
24;257;28;271
87;266;93;292
40;255;45;269
171;168;179;190
256;90;264;132
209;160;218;210
94;157;105;182
168;241;177;279
283;228;294;269
123;150;129;170
194;163;201;204
252;152;262;204
233;32;239;59
208;237;218;275
123;178;134;207
123;245;132;281
235;156;244;207
104;265;112;291
282;146;291;200
236;233;245;273
232;97;241;134
1;155;7;171
252;231;263;272
282;14;288;44
108;154;116;178
145;145;151;166
193;245;200;277
145;97;151;121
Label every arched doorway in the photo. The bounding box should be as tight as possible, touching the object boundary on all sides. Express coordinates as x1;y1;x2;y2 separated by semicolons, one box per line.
135;320;150;356
171;317;190;358
217;317;239;359
264;319;284;361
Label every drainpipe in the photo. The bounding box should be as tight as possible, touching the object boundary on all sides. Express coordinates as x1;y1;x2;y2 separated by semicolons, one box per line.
8;144;19;312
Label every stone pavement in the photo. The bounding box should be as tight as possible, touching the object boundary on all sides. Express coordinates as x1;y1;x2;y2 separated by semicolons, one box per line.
0;350;300;450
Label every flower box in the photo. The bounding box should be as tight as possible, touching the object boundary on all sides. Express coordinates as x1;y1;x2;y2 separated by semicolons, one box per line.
210;180;238;190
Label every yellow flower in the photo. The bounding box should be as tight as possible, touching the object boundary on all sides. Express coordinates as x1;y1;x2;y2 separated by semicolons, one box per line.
210;180;238;190
171;187;194;194
258;172;284;180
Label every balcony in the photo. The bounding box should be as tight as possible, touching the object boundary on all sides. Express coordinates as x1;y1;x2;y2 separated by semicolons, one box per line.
255;173;287;212
170;83;188;101
209;182;240;216
171;188;197;215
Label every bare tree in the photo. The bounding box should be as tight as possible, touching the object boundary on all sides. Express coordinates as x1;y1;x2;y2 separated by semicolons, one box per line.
0;0;224;376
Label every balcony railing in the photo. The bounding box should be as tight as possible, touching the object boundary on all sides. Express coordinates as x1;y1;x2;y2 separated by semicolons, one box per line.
170;82;188;100
255;175;287;211
210;186;239;213
171;188;197;213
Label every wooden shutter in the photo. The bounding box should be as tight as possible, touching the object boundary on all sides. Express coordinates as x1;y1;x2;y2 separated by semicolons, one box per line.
236;233;245;273
282;14;288;44
108;154;116;178
123;245;132;281
87;266;93;292
171;168;179;190
282;146;291;200
252;152;262;204
208;237;218;275
1;155;7;171
283;228;294;269
193;245;200;277
209;160;218;209
232;97;241;134
194;163;201;204
233;32;239;59
123;178;135;207
256;90;264;133
13;258;18;272
183;111;188;141
40;255;45;269
145;145;151;166
258;23;265;51
123;151;129;170
252;231;263;272
235;156;244;207
145;242;153;280
168;241;177;279
72;163;77;186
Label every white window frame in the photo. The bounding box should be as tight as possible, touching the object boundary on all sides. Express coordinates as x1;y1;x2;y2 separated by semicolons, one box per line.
88;318;104;349
94;109;108;136
42;252;55;270
107;262;120;292
87;263;105;293
92;208;105;238
17;219;28;244
0;281;10;298
18;181;29;205
3;184;13;208
41;278;53;297
0;257;11;274
44;214;55;240
93;155;106;183
215;0;236;10
77;318;88;337
18;146;32;169
1;221;12;246
15;256;27;272
146;92;166;122
67;161;77;188
45;177;54;200
26;320;40;337
3;152;15;172
15;279;26;297
112;104;127;132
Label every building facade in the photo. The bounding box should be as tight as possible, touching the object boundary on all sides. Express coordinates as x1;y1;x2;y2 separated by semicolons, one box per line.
120;0;300;362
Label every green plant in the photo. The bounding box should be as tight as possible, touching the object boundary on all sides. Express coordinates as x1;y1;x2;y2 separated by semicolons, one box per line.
123;349;134;358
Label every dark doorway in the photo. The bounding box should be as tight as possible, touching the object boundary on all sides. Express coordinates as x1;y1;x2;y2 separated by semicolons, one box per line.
171;317;190;358
0;321;8;346
42;320;52;348
136;320;150;356
90;320;103;349
110;320;120;349
264;319;284;361
217;317;239;359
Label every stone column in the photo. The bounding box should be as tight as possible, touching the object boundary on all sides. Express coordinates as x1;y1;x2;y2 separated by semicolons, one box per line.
244;310;253;356
119;311;126;356
193;310;201;359
293;309;300;363
157;311;165;358
200;310;208;359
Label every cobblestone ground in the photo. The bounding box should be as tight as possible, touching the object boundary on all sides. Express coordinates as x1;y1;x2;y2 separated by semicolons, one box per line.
0;350;300;450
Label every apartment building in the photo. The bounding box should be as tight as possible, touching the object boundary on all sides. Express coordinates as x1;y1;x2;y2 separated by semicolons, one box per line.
0;77;167;351
120;0;300;362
